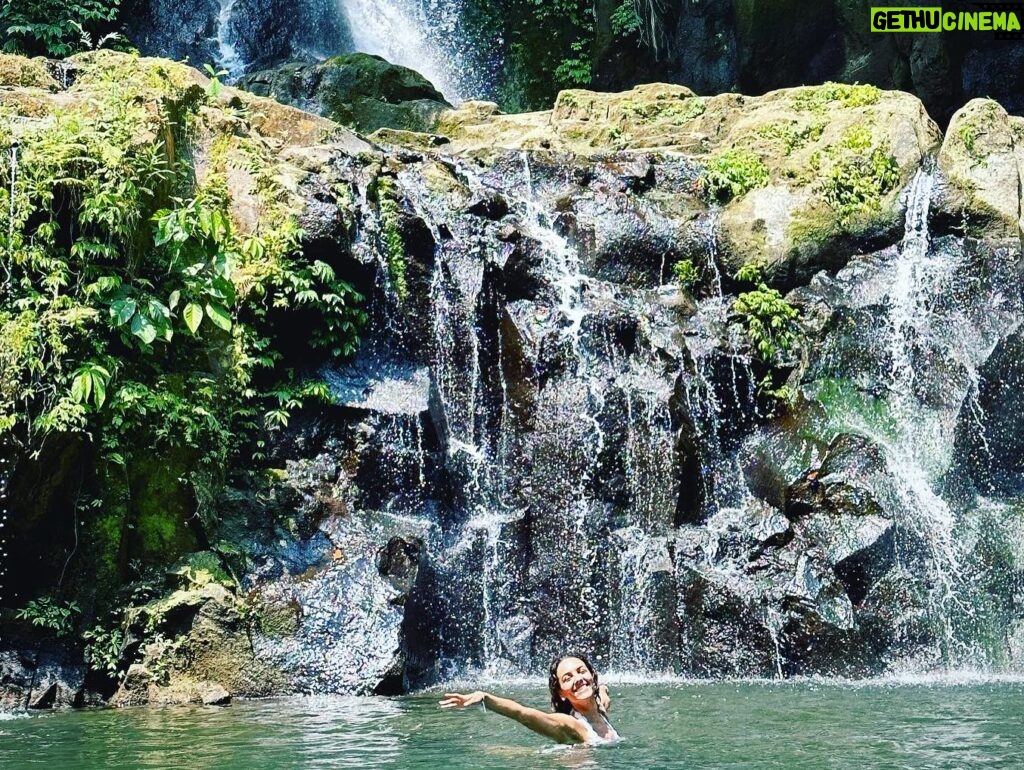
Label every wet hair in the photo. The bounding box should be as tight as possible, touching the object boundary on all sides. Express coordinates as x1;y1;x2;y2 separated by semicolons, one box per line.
548;653;602;715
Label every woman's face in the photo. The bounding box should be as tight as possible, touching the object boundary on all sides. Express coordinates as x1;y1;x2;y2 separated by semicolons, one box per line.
555;657;595;709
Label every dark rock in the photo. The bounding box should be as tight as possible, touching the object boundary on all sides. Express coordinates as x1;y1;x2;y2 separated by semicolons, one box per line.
237;54;452;134
786;433;890;521
377;536;424;599
957;331;1024;495
465;193;509;221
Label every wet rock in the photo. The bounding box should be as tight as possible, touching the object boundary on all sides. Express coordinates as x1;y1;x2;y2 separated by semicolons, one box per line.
787;433;890;520
377;536;424;599
238;54;452;134
198;682;231;706
27;652;85;710
957;331;1024;495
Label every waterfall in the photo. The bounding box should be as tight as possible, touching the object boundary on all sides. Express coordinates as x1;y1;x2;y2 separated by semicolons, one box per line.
216;0;244;79
337;0;470;103
322;129;1024;679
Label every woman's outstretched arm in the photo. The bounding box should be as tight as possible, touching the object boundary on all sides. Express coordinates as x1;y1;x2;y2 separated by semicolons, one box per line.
439;691;588;744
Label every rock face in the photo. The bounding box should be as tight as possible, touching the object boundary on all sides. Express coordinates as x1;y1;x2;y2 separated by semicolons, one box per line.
238;53;452;134
122;0;350;73
436;82;941;287
591;0;1024;126
3;50;1024;712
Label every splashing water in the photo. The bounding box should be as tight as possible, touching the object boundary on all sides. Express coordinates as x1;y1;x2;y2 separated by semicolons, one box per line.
216;0;244;79
337;0;472;103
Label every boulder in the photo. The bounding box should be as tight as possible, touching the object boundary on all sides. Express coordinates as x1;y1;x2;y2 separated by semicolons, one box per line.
434;82;940;287
936;98;1024;241
0;54;58;88
238;53;452;134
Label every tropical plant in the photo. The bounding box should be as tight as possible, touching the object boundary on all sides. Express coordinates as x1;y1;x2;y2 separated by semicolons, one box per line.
0;0;121;57
732;261;800;363
15;596;80;635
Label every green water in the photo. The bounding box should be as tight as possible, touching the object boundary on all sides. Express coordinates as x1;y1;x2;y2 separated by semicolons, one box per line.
1;679;1022;768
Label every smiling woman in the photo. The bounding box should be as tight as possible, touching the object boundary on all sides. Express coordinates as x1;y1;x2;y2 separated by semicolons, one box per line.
438;654;619;745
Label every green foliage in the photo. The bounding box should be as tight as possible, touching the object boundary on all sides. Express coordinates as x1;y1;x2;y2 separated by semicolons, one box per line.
82;623;125;675
0;58;365;580
611;1;643;36
673;258;699;291
732;261;800;364
702;149;770;202
464;0;647;111
1;0;120;58
376;177;408;302
202;63;229;98
792;82;881;114
822;127;901;227
15;596;80;635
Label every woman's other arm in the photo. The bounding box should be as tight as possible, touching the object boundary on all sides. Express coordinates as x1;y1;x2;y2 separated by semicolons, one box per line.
598;684;611;712
439;691;587;744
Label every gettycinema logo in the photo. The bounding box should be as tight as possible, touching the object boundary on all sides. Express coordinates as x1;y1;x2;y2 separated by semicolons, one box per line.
871;3;1024;36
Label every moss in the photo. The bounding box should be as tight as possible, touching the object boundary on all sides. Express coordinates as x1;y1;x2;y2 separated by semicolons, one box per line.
619;96;706;124
0;54;57;89
792;82;882;113
169;551;233;588
129;452;199;566
755;119;826;155
802;377;898;443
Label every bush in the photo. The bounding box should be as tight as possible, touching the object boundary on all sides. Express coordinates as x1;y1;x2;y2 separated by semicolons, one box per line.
1;0;121;58
0;56;365;550
732;261;800;363
16;596;80;635
822;127;900;227
702;149;770;202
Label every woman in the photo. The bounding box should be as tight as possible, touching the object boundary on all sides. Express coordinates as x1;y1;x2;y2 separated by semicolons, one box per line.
438;654;619;745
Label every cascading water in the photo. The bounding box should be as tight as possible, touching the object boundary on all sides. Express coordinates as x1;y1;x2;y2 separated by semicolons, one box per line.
323;124;1024;681
216;0;244;79
336;0;479;103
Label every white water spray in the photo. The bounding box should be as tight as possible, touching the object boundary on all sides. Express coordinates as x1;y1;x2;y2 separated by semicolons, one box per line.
337;0;466;103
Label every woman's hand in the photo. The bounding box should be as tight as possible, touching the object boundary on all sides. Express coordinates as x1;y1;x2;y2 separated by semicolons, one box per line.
439;691;486;708
598;684;611;712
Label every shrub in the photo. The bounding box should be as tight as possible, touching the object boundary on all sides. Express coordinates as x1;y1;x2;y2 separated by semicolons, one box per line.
732;261;800;363
16;596;80;636
1;0;120;58
702;149;770;202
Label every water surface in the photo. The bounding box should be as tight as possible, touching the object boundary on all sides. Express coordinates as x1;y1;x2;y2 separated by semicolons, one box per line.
1;678;1022;768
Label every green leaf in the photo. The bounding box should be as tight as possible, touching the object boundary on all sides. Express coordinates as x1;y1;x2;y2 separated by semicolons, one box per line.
205;303;232;331
130;313;158;345
110;298;137;326
183;302;203;334
71;372;91;404
168;290;181;309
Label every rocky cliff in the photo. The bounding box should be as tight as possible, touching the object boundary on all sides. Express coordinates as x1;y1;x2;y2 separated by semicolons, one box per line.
1;50;1022;710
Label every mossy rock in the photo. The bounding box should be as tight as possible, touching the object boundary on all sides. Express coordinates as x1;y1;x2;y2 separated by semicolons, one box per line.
238;53;452;135
434;80;938;285
0;54;58;89
936;98;1024;240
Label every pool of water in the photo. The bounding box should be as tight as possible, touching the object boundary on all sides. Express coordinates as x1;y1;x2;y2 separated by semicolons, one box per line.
1;677;1022;768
